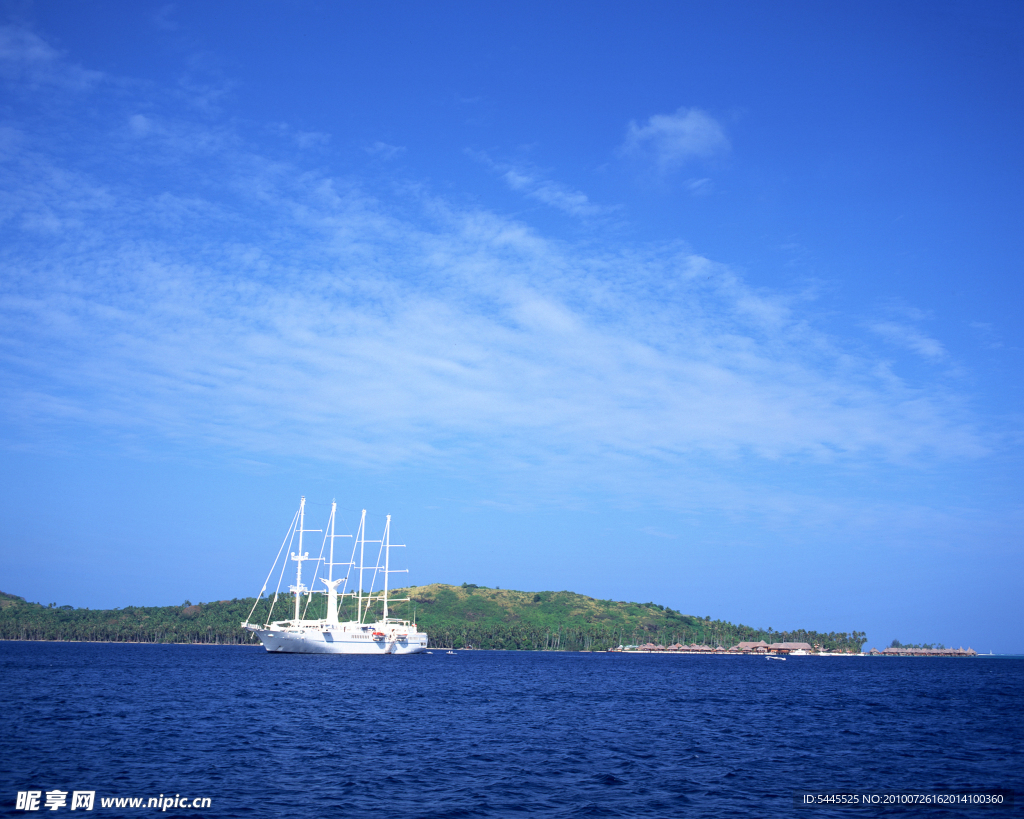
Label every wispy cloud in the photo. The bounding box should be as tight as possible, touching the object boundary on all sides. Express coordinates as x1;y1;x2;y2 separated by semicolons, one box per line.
501;166;608;217
0;25;103;90
686;178;713;195
294;130;331;150
0;29;989;508
621;107;729;172
474;153;613;218
0;157;984;476
152;4;180;32
365;141;406;160
869;321;947;361
969;321;1003;350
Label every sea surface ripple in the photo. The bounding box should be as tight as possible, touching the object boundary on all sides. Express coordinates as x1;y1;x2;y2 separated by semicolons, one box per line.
1;644;1021;818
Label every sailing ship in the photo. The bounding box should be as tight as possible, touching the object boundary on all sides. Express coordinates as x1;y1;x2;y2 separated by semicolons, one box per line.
242;497;428;654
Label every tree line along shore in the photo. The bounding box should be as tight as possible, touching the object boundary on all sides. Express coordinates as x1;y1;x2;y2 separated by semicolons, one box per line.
0;584;869;652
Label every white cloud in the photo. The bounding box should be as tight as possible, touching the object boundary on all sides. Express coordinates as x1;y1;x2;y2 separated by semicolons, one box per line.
128;114;154;137
969;321;1003;350
474;153;613;218
0;25;103;90
622;107;729;172
686;178;712;195
869;321;947;361
501;167;609;217
153;4;180;32
294;130;331;150
0;151;985;479
0;31;988;503
365;141;406;160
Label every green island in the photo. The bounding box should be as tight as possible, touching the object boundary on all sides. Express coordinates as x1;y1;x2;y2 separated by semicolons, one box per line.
0;585;867;652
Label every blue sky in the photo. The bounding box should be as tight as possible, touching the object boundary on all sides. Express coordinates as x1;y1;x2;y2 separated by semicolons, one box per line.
1;1;1021;651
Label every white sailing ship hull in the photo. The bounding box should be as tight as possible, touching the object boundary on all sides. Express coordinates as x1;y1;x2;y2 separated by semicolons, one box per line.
250;624;428;655
243;497;429;655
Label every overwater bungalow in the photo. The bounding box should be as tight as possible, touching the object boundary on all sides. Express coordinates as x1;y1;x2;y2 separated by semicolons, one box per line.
878;646;976;657
767;641;813;655
731;640;770;654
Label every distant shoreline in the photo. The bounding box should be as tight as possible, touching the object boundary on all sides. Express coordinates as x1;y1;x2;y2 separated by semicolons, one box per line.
0;587;965;653
1;639;1019;657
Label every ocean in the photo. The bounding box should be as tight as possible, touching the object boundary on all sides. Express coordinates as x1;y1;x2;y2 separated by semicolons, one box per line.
1;643;1020;817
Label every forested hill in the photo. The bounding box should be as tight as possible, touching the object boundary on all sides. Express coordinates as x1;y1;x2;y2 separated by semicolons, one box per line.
0;586;868;652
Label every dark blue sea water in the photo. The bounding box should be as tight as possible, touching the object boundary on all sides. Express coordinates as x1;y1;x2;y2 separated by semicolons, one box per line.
1;644;1020;818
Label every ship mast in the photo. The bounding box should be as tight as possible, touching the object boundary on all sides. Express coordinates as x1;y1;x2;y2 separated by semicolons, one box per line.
382;516;408;624
290;497;308;621
356;509;366;623
328;501;335;585
289;496;321;622
319;501;353;625
383;515;390;620
323;501;341;625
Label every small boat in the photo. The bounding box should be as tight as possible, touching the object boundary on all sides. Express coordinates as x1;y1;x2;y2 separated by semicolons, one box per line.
446;650;456;655
767;654;787;661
